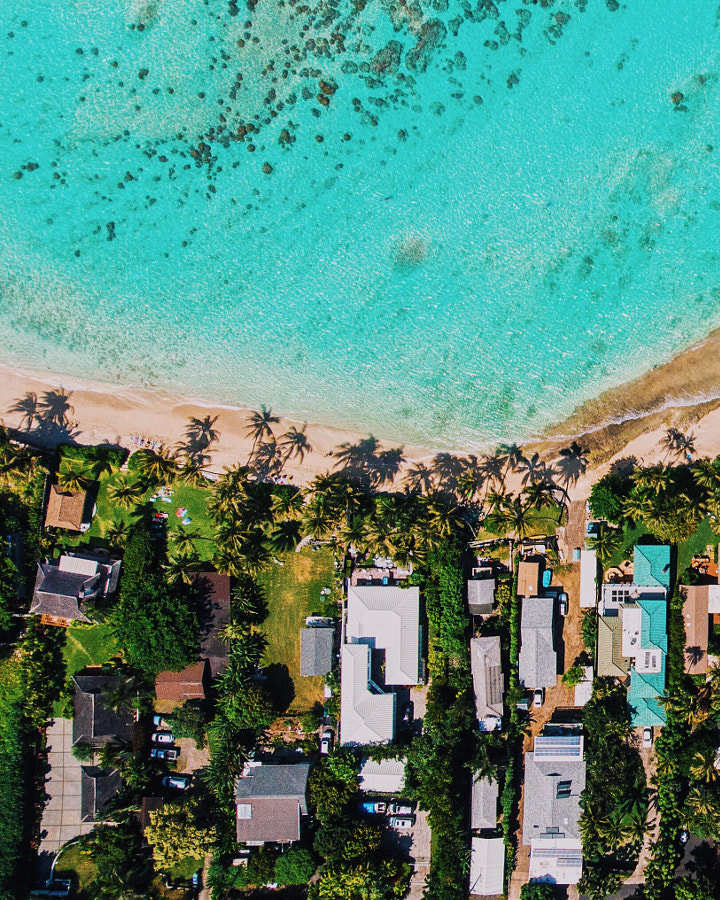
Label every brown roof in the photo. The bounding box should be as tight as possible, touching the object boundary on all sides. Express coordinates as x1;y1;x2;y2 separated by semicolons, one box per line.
517;560;543;599
682;585;709;675
196;572;231;676
236;797;303;844
45;484;88;531
155;660;208;701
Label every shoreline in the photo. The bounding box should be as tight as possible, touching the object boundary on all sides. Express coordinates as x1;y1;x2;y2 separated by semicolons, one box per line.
4;324;720;495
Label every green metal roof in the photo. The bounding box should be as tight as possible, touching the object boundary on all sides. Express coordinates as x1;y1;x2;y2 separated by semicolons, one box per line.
633;545;671;591
628;669;666;727
638;596;668;654
597;615;628;678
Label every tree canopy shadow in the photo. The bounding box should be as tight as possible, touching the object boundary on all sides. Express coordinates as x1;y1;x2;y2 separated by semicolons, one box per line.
7;389;81;447
328;436;405;490
263;662;295;714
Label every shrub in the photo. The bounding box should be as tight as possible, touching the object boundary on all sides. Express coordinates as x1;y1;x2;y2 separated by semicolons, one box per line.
521;885;556;900
169;701;208;750
72;740;94;762
562;665;584;688
589;473;630;524
274;847;317;885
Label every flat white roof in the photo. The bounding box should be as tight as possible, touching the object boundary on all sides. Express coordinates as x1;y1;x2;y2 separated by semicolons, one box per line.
469;837;504;896
621;605;642;659
58;555;99;577
574;667;594;707
579;549;598;608
358;757;406;794
529;838;583;885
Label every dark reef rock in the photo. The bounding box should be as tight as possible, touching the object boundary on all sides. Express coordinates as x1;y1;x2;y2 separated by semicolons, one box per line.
372;41;403;76
406;19;447;73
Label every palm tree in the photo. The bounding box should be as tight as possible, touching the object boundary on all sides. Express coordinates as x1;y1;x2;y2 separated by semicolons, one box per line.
515;452;548;486
105;519;130;549
689;747;719;783
103;676;138;715
485;494;533;538
266;519;301;553
279;424;312;466
164;552;200;585
177;460;206;488
523;480;556;510
172;526;202;557
8;391;39;431
456;468;484;505
245;405;279;460
498;443;525;477
56;469;93;494
588;524;623;566
692;458;720;491
271;489;304;519
555;441;588;487
132;447;178;485
623;490;653;524
106;476;146;510
38;388;73;428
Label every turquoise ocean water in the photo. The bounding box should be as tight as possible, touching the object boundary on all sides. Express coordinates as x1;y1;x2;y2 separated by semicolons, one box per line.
1;0;720;449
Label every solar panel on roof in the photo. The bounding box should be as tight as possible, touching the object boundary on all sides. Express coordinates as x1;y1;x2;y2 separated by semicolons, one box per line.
534;735;583;759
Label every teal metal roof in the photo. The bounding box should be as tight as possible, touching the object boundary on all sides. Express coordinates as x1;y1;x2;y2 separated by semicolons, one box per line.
627;670;666;727
633;545;671;591
638;597;668;654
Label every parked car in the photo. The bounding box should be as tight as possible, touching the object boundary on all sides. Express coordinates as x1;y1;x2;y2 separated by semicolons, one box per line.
387;802;413;816
642;727;653;748
152;730;174;745
320;729;334;755
151;747;178;761
558;593;569;616
389;815;415;830
680;828;689;844
152;714;164;728
401;701;414;727
359;801;387;814
162;774;191;790
533;689;544;708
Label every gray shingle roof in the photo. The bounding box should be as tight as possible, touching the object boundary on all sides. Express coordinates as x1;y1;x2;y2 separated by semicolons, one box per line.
467;579;495;616
522;752;586;844
29;563;96;623
300;626;335;676
470;637;504;722
72;675;133;747
81;766;121;822
471;775;499;830
518;597;557;689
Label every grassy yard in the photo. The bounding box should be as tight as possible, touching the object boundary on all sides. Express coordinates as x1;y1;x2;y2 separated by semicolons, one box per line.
258;548;335;713
53;623;120;716
54;843;97;898
677;517;717;577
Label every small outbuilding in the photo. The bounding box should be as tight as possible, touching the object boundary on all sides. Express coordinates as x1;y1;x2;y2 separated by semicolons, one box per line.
300;625;335;676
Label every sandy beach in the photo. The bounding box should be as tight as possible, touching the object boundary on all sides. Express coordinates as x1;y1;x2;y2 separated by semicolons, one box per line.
4;325;720;498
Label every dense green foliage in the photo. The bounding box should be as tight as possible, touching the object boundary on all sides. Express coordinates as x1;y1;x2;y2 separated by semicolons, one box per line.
274;847;317;885
578;679;648;896
79;819;155;898
588;472;631;524
520;885;556;900
168;700;209;750
309;751;359;824
58;442;127;472
406;535;474;900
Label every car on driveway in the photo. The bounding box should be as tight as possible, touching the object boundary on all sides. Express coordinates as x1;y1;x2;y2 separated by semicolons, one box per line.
387;802;413;816
643;727;653;748
152;730;174;745
401;701;414;728
389;815;415;830
162;774;191;791
533;689;544;708
359;801;387;814
558;593;569;616
151;747;178;761
320;729;334;755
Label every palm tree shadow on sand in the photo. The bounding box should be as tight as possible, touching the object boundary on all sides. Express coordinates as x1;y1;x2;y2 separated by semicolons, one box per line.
7;389;81;446
328;436;405;490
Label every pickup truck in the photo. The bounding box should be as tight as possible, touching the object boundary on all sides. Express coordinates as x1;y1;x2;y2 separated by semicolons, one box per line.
359;801;387;814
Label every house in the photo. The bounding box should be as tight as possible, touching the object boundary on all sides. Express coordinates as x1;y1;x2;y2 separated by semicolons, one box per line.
44;483;91;532
72;674;133;748
517;560;543;598
300;623;335;676
358;757;406;794
523;730;586;885
196;572;231;677
235;761;310;845
580;549;598;608
340;644;396;747
597;546;669;727
340;583;421;747
470;637;504;731
682;585;710;675
81;766;121;822
469;837;504;896
155;661;209;702
345;584;421;685
518;597;557;690
29;552;121;627
467;576;496;617
471;775;499;831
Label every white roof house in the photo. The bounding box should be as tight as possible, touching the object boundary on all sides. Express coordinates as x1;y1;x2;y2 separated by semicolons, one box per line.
471;775;499;830
357;757;406;794
518;597;557;690
346;585;421;685
469;837;504;896
580;549;598;608
470;637;504;730
339;644;396;747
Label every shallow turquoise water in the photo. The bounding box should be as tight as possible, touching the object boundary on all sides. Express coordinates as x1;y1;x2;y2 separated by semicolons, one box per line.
1;0;720;449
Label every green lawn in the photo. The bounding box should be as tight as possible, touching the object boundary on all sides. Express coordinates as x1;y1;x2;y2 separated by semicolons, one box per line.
59;468;217;561
168;855;203;881
607;522;650;569
54;843;97;898
53;622;120;716
677;517;717;577
258;548;335;713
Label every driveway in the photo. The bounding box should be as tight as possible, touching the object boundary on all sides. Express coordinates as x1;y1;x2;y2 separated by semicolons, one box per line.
382;808;431;900
37;718;95;882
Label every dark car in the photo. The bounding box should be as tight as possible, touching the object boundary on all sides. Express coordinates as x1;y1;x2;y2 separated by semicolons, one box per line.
401;701;414;727
162;774;191;791
151;747;178;761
